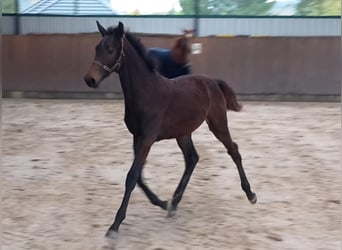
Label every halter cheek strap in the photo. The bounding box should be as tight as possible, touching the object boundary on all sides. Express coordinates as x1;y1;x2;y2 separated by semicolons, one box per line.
93;33;125;73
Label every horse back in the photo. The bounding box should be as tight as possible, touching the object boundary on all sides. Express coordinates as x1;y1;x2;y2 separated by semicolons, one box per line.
170;74;236;115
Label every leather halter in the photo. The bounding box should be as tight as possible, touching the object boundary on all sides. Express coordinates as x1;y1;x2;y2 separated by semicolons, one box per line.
93;34;125;73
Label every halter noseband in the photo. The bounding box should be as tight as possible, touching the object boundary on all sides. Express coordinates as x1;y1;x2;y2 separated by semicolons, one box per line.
93;33;125;73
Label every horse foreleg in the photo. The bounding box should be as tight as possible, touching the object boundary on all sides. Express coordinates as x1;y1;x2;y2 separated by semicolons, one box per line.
106;136;154;239
137;172;168;210
168;135;199;217
133;135;168;210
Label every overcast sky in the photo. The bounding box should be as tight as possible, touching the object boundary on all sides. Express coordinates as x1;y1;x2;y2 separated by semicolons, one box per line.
19;0;300;14
110;0;181;14
110;0;299;15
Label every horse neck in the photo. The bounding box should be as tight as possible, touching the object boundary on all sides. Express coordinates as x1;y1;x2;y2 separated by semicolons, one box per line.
171;46;189;65
117;41;159;103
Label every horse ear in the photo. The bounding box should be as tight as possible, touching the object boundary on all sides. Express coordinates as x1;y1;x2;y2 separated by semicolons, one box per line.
96;20;107;37
117;21;124;37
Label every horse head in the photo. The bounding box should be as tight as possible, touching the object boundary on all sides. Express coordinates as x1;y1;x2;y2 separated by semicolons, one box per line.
171;29;194;65
84;21;125;88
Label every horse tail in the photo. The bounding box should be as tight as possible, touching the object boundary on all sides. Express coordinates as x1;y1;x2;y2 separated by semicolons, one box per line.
216;79;242;112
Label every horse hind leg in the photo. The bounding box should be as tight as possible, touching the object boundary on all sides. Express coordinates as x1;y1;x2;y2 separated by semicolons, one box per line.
206;114;257;204
167;135;199;217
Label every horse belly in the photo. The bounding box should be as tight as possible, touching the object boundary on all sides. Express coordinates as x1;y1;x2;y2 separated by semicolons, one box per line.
158;94;209;140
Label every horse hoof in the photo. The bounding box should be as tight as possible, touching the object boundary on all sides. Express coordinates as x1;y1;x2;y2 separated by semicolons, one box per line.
105;229;119;240
249;193;257;204
166;201;176;218
167;209;177;218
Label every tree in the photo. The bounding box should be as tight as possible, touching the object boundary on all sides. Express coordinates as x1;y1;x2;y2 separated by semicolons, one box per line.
3;0;17;13
296;0;341;15
232;0;275;15
179;0;209;15
179;0;274;15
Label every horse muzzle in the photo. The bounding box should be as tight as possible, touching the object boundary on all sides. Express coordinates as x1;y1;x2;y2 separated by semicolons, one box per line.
84;75;99;88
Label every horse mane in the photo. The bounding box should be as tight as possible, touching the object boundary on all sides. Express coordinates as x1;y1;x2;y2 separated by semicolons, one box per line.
107;26;156;72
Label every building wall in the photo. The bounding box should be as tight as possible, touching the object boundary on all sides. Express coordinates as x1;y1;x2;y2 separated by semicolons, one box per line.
192;36;340;95
3;34;340;99
2;15;341;37
198;17;340;37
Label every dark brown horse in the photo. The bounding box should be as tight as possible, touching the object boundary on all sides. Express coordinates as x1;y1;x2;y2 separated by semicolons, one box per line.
148;30;193;78
84;21;257;239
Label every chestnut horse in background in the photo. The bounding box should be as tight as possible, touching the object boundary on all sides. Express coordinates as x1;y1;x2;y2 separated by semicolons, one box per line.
84;21;257;239
148;30;194;78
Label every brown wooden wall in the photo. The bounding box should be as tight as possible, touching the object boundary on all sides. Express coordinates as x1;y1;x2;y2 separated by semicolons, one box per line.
3;34;340;98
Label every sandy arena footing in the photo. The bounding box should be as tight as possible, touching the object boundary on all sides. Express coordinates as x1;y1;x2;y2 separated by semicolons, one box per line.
2;99;340;250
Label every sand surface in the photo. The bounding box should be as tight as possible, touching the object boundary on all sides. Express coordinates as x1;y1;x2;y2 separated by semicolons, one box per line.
2;99;340;250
